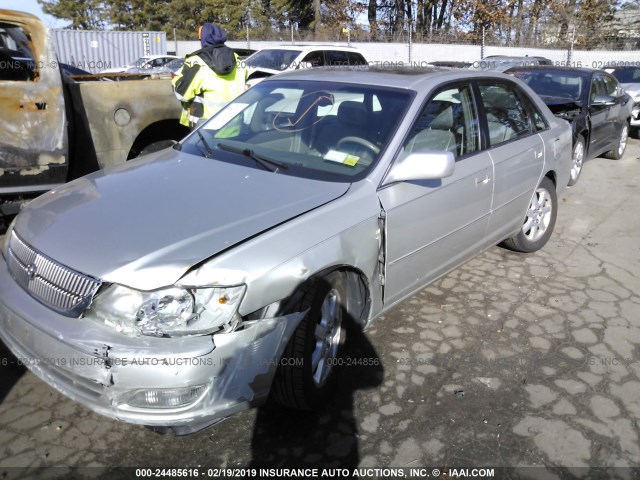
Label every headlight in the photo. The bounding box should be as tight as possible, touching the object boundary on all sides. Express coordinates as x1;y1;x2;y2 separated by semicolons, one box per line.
85;283;246;337
1;217;17;260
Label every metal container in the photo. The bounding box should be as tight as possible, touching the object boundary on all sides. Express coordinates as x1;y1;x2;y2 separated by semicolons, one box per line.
51;29;167;73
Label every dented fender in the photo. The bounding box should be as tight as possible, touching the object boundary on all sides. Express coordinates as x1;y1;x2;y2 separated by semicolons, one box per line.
178;180;386;323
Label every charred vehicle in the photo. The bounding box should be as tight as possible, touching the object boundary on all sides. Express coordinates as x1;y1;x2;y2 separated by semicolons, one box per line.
507;66;633;186
0;68;572;434
607;66;640;134
0;10;189;227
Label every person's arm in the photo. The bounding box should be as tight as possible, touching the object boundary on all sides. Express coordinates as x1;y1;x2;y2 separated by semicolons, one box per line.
172;59;202;103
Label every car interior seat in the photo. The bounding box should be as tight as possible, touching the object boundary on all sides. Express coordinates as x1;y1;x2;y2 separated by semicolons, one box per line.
405;106;457;155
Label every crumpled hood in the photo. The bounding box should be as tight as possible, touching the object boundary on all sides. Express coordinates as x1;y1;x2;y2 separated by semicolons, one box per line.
14;149;349;290
621;82;640;99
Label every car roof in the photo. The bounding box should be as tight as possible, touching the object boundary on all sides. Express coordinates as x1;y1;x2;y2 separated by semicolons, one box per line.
485;55;550;60
506;65;595;74
265;66;523;91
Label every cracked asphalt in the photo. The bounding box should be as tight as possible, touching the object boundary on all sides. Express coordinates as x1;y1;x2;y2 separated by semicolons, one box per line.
1;138;640;478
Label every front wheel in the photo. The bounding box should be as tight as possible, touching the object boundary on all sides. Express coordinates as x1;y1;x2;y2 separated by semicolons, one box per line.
502;177;557;253
604;122;629;160
271;272;346;410
567;137;585;187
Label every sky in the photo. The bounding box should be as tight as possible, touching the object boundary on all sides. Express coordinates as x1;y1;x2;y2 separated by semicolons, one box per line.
0;0;67;28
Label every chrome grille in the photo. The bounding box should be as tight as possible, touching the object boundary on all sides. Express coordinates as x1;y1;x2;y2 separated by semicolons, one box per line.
6;232;101;317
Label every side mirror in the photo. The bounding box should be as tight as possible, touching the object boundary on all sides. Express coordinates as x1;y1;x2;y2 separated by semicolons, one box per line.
591;94;616;106
384;150;455;185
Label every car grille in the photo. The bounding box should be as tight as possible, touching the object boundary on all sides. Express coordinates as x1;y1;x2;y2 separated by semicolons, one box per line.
6;232;101;317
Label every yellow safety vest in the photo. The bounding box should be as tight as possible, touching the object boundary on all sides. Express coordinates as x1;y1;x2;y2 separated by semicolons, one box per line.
172;53;247;127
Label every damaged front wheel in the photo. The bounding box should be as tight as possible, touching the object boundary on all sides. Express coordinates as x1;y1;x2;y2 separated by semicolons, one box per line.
271;272;346;410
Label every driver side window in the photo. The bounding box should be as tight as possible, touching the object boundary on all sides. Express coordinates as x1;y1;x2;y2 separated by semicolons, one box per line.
590;75;606;103
403;84;479;159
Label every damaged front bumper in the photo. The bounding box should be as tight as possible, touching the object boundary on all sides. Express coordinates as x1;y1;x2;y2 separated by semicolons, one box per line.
631;103;640;126
0;258;303;433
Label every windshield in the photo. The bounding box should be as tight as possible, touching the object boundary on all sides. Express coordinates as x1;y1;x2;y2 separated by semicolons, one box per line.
180;79;413;182
245;49;302;71
610;68;640;83
509;70;586;102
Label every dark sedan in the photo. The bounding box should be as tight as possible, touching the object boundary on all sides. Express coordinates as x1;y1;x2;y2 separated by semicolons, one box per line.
507;66;633;186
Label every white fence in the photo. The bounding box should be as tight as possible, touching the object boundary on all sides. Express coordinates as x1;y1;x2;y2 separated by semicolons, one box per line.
176;40;640;69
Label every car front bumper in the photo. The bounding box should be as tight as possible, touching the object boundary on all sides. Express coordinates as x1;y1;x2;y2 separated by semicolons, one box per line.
631;103;640;126
0;257;303;433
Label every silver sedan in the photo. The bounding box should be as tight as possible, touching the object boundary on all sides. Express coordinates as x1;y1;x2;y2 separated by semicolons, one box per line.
0;68;572;434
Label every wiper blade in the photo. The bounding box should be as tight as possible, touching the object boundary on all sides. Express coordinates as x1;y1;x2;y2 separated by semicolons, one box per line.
217;142;289;172
196;130;214;158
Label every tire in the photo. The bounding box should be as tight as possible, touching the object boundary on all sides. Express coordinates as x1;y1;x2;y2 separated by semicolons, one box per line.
502;177;557;253
567;137;585;187
604;121;629;160
271;272;346;411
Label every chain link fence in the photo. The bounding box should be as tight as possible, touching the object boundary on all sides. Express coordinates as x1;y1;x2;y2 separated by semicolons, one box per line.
216;24;640;52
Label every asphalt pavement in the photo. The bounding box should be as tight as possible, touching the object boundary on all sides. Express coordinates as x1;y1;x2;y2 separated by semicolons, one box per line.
1;139;639;479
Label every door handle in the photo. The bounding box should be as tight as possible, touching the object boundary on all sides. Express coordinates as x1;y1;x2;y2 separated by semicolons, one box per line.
476;175;491;186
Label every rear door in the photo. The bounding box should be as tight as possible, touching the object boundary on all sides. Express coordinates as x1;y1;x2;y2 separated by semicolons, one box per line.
477;80;545;242
0;12;68;195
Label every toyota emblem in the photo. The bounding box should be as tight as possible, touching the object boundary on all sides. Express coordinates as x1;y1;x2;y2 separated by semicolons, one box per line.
26;264;38;280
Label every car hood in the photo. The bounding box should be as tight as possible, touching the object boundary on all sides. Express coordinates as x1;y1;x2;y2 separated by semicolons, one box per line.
14;149;350;290
621;82;640;97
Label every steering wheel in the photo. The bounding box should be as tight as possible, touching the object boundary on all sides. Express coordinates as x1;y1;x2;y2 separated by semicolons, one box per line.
336;136;380;155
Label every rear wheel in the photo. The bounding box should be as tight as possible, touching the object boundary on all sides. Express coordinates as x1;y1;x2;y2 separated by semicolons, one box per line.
502;177;557;253
604;122;629;160
271;272;345;410
567;137;585;187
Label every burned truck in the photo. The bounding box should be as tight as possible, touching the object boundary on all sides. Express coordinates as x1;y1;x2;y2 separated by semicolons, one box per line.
0;10;189;228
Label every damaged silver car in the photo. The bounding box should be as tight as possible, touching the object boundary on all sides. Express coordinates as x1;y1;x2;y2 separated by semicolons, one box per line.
0;68;572;434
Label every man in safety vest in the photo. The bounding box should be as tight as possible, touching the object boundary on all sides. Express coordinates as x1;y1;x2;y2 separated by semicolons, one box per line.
172;23;247;128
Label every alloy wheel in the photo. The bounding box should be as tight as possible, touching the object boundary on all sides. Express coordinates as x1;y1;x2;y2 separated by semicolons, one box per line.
311;288;342;387
522;187;553;242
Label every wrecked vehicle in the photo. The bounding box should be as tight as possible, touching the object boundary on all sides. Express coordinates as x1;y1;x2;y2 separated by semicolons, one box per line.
607;66;640;134
0;10;189;226
244;45;369;87
0;68;572;434
507;66;633;186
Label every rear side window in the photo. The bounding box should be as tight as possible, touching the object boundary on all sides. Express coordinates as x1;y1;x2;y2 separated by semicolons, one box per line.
325;50;349;66
518;91;548;132
301;51;325;67
347;52;368;66
479;83;533;147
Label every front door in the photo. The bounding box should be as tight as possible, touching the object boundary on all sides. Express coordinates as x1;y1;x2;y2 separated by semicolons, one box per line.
378;82;494;306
